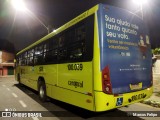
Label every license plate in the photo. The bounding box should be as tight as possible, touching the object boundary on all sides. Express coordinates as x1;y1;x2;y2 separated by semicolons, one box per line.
129;93;146;102
130;82;142;90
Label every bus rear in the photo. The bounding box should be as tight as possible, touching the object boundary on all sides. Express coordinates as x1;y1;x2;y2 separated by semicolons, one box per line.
94;4;153;111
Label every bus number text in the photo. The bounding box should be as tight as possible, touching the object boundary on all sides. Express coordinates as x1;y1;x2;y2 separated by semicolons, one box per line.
68;64;83;71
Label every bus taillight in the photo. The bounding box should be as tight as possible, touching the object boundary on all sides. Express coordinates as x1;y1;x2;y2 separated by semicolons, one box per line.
102;66;112;94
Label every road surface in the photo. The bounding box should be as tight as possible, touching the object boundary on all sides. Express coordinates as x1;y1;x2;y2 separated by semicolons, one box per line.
0;76;160;120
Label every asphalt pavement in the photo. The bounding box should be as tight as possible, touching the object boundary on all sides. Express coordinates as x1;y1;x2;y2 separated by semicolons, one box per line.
0;75;160;120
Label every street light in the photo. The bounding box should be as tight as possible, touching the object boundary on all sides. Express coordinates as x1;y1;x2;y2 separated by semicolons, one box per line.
132;0;148;4
11;0;27;12
11;0;49;34
132;0;148;20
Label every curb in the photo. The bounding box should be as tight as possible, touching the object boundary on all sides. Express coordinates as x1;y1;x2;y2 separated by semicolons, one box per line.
140;100;160;108
0;75;15;78
141;92;160;108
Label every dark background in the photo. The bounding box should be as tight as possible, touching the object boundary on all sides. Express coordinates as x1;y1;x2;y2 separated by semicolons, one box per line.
0;0;160;53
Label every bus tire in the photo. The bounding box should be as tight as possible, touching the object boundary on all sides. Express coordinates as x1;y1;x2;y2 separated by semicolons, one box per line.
38;81;47;102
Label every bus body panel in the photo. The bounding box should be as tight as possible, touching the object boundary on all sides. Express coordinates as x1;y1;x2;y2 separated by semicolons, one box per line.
49;62;94;111
49;84;94;111
93;12;102;91
94;86;153;111
97;4;152;94
38;64;58;86
17;64;94;111
57;62;93;94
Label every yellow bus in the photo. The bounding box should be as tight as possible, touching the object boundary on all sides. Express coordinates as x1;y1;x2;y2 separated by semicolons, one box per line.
15;4;153;112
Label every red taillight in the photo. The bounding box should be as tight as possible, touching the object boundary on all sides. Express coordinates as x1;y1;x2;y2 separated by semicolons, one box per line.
102;66;112;94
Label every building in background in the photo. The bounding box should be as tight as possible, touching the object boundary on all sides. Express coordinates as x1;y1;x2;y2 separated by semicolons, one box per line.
0;51;15;76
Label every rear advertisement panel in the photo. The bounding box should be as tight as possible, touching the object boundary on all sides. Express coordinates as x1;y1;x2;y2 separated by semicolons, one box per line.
97;4;152;94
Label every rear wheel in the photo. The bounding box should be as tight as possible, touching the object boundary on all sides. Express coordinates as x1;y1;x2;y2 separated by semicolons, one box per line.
38;81;47;102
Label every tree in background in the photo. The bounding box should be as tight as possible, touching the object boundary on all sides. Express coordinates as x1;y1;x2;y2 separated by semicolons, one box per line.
152;48;160;55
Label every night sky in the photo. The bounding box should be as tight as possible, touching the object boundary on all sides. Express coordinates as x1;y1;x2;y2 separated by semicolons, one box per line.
0;0;160;52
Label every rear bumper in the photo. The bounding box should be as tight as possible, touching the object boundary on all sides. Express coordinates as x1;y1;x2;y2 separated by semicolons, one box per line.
94;86;153;111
